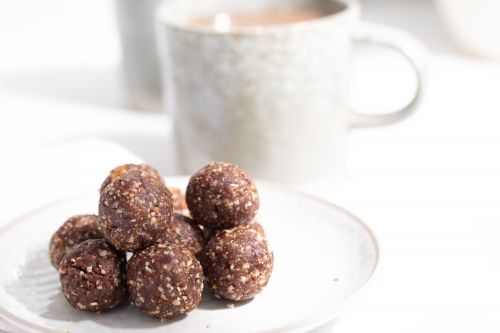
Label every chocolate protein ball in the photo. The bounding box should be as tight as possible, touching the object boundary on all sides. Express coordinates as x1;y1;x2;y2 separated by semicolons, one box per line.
156;213;204;256
200;220;265;247
185;162;259;229
98;170;173;252
246;219;266;238
100;164;165;193
168;187;189;215
127;243;204;320
200;228;273;301
59;239;127;313
49;214;104;269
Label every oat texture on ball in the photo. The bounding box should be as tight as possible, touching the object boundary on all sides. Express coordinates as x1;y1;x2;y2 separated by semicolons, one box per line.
49;214;104;269
59;239;127;313
246;219;266;238
156;213;204;256
186;162;259;229
200;228;273;301
202;220;266;245
127;243;204;319
98;170;173;252
100;163;165;193
168;187;189;215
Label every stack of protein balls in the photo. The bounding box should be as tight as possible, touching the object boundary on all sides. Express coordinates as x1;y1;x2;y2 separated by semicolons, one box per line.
49;162;274;320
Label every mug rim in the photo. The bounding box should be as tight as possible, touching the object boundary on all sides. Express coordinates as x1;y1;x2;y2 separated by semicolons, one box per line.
155;0;360;35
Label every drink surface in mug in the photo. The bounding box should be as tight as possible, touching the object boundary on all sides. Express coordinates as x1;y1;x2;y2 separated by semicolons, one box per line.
189;10;326;30
156;0;427;183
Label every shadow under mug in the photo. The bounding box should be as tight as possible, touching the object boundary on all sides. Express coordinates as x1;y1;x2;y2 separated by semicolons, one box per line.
156;0;428;183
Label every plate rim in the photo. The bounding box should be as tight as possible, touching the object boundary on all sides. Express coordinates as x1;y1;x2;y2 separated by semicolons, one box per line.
0;176;381;333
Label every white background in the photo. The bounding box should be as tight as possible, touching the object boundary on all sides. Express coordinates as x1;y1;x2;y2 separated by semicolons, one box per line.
0;0;499;332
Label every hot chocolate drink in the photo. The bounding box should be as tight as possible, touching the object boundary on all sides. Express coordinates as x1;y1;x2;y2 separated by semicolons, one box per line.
190;10;325;30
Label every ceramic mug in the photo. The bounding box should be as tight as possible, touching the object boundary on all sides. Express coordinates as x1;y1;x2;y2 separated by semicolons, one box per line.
156;0;428;183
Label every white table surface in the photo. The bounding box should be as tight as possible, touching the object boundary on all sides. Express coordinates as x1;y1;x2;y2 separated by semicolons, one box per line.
1;0;500;332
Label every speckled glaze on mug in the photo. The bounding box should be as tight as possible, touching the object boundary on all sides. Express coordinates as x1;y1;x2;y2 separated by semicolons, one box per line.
156;0;427;183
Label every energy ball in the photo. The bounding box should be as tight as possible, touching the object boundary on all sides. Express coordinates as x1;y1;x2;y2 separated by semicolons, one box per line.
156;213;204;256
49;214;104;269
200;220;266;248
168;187;189;215
98;170;173;252
200;228;273;301
100;164;165;193
186;162;259;229
246;220;266;238
127;243;204;320
59;239;127;313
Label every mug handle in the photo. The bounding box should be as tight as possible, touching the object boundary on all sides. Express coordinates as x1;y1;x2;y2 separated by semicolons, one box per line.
350;22;429;127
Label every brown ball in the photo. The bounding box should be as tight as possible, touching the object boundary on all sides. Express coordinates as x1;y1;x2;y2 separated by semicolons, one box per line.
246;219;266;238
156;213;204;256
59;239;127;313
200;228;273;301
185;162;259;229
98;170;173;252
168;187;189;216
49;214;104;269
127;243;204;320
201;220;266;247
100;164;164;193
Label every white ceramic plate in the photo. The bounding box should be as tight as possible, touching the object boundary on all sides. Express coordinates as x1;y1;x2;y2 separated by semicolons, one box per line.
0;177;379;333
